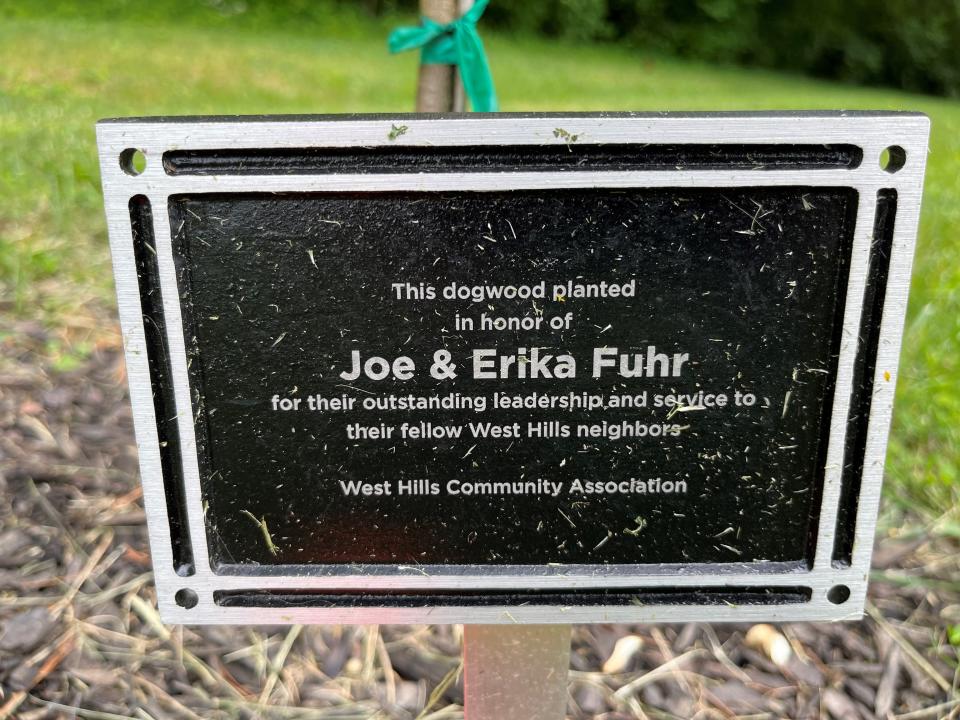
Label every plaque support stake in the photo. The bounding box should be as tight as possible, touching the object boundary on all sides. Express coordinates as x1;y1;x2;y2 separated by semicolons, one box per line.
463;624;571;719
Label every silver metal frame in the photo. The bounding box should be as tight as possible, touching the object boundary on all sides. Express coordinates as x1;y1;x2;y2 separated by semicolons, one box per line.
96;113;929;625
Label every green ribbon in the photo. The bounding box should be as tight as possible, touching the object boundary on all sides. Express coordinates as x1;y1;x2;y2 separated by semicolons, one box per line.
388;0;499;112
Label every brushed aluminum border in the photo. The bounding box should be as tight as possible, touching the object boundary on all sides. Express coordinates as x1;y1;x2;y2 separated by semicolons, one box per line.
96;112;929;624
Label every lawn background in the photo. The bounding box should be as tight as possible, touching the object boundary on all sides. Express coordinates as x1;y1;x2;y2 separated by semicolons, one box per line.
1;4;958;524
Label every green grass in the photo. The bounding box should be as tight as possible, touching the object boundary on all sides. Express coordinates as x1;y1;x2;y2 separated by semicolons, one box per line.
1;9;959;517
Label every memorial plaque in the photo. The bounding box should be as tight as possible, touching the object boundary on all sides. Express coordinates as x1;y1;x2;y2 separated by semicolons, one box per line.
98;113;928;624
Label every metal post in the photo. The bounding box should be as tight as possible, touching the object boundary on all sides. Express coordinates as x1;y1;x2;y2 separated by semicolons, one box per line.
463;624;571;719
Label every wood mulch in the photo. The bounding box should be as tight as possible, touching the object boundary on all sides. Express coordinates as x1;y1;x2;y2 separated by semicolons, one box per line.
1;321;958;719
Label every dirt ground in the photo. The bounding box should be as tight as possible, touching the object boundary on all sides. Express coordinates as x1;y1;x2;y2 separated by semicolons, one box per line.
1;320;959;720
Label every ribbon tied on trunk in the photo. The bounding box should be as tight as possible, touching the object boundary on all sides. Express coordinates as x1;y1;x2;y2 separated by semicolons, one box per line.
388;0;499;112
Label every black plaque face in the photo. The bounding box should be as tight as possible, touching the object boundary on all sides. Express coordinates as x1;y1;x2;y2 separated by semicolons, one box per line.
170;187;855;570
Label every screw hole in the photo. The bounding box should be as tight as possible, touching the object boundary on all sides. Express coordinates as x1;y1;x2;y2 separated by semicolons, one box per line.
175;588;199;609
879;145;906;173
120;148;147;176
827;584;851;605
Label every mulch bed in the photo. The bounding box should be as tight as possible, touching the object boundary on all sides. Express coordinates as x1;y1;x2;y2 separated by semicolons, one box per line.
1;322;958;719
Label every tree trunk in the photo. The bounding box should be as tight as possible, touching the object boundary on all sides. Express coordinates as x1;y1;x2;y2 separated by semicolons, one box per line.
416;0;458;112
